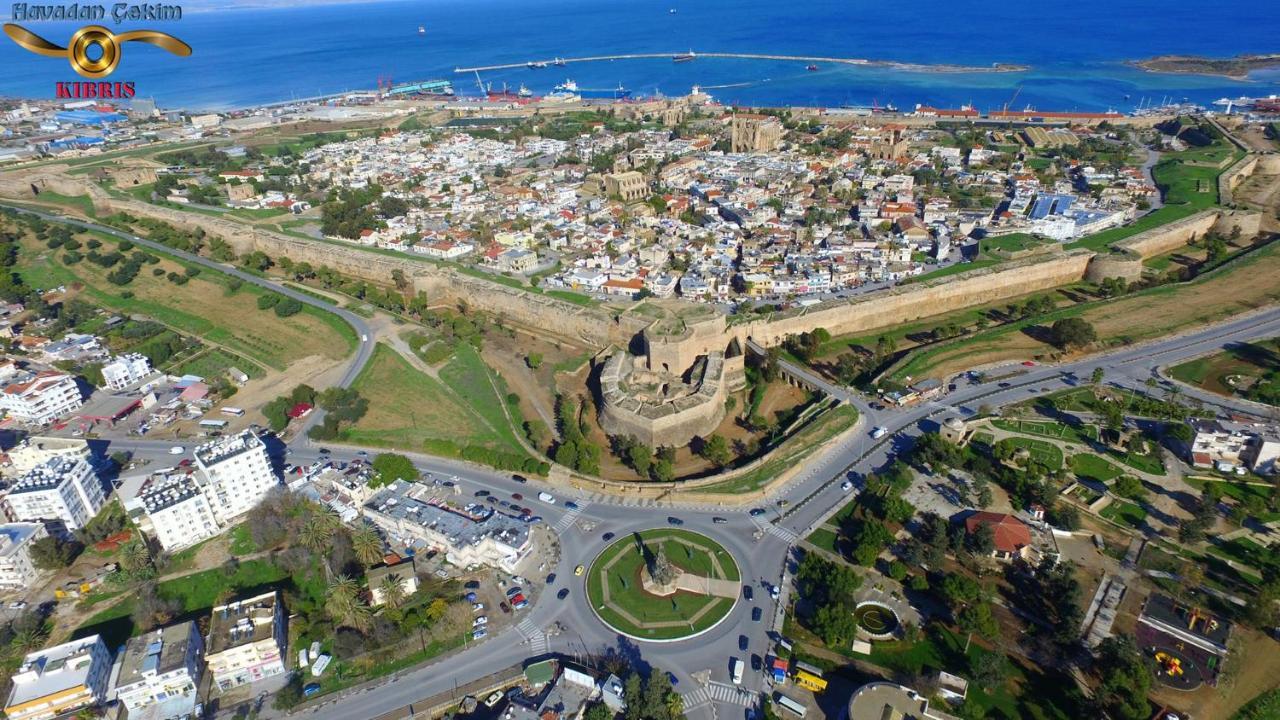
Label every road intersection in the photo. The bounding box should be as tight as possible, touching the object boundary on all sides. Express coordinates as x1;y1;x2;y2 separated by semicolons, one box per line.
8;205;1280;720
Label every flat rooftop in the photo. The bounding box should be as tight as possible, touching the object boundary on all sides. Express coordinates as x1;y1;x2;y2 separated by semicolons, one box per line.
116;622;195;689
138;472;204;514
7;635;103;709
208;591;279;655
0;523;43;558
10;456;86;495
194;429;264;468
365;481;530;552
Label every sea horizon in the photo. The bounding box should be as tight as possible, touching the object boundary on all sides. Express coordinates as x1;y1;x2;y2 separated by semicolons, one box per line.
1;0;1278;112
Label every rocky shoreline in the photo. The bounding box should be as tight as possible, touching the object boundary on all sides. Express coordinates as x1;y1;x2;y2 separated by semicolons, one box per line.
1130;53;1280;81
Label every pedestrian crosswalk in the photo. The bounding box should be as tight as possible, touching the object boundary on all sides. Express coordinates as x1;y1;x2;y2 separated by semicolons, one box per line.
755;521;799;544
683;681;755;712
553;504;586;533
515;618;547;655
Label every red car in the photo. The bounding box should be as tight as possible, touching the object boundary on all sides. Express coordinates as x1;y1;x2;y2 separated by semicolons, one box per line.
512;493;523;501
1021;361;1036;367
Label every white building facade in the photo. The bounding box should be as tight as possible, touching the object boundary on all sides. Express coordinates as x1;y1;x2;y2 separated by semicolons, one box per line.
0;371;83;424
4;457;104;531
0;523;48;590
100;353;152;391
138;474;220;552
193;431;278;524
3;635;112;720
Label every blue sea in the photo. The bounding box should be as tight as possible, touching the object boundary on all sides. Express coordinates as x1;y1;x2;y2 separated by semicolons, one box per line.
1;0;1278;111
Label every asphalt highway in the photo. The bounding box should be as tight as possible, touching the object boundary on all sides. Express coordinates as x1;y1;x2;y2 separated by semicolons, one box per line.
9;205;1280;720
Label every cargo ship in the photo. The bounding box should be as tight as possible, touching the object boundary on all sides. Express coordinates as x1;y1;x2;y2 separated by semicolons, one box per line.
485;83;535;102
385;79;454;97
673;50;695;62
553;79;632;99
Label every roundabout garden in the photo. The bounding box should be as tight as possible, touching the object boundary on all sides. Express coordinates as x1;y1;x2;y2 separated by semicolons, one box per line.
585;529;741;641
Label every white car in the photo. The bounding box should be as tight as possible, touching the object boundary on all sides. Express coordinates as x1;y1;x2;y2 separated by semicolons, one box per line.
870;426;888;439
770;584;780;600
472;603;485;612
473;616;488;626
840;480;853;492
168;446;184;455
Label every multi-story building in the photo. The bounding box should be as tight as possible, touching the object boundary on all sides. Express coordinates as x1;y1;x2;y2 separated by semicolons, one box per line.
3;635;112;720
100;353;152;391
603;170;647;203
204;591;287;692
0;522;48;590
730;114;782;153
1;436;91;478
0;371;83;424
364;481;533;572
5;457;104;531
113;622;204;719
137;473;220;552
192;431;277;524
1188;418;1280;474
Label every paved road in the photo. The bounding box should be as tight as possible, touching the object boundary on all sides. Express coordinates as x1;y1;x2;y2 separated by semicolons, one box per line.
11;205;1280;720
1;204;376;431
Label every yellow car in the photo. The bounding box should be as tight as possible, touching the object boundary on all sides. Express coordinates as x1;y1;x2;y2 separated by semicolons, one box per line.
574;564;585;576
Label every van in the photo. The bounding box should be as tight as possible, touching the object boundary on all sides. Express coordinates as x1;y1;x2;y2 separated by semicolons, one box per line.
870;426;888;439
538;491;556;504
731;658;744;685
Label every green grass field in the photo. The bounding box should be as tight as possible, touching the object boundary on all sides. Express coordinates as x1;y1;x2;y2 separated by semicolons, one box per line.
1070;454;1124;484
346;343;527;456
995;436;1064;470
14;233;355;371
994;418;1098;444
1100;499;1147;529
691;405;859;494
585;529;740;640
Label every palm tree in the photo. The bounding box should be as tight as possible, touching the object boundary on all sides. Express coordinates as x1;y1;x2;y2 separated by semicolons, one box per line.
351;526;384;568
378;573;407;609
300;514;336;552
325;575;371;631
119;539;152;574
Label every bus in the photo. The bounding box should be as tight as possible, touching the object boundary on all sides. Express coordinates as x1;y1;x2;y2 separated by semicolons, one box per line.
793;661;824;678
220;407;246;417
198;419;228;430
774;694;806;718
793;671;827;693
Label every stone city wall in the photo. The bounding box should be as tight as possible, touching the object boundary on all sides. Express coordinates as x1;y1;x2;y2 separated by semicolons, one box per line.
735;249;1096;347
1219;154;1258;205
1111;210;1220;259
597;351;730;447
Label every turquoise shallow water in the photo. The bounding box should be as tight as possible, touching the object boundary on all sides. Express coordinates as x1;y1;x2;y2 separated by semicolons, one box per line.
1;0;1278;110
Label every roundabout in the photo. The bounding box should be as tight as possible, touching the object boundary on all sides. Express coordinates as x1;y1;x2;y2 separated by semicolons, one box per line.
585;528;741;642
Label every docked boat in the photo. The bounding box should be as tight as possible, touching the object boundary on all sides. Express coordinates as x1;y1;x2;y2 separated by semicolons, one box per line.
806;64;818;71
553;79;632;99
673;50;695;62
553;58;566;66
517;84;533;98
417;25;425;34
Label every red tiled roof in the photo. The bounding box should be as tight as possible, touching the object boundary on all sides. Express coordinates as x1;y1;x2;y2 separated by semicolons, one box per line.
965;511;1031;555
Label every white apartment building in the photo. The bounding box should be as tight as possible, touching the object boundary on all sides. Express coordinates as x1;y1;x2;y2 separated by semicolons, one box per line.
193;431;278;524
5;457;104;531
113;622;204;719
0;371;83;424
3;635;112;720
137;473;219;552
205;591;287;692
0;523;48;590
100;353;152;391
2;436;91;478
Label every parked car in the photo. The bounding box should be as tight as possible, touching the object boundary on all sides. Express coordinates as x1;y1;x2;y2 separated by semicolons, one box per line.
472;629;487;640
464;592;477;603
712;517;728;524
318;448;331;455
168;446;184;455
748;508;765;517
840;480;853;492
474;490;490;497
738;635;749;652
751;607;762;622
505;587;523;598
667;516;683;526
574;564;585;576
303;683;321;698
546;573;556;584
564;501;579;510
511;493;523;501
602;532;615;541
499;601;511;614
512;474;528;484
464;580;480;589
473;616;488;626
870;426;888;439
743;586;753;601
472;603;485;611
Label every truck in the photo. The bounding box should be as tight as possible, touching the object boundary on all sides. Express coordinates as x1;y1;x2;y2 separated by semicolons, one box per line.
538;491;556;504
731;657;744;685
870;426;888;439
774;694;806;717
